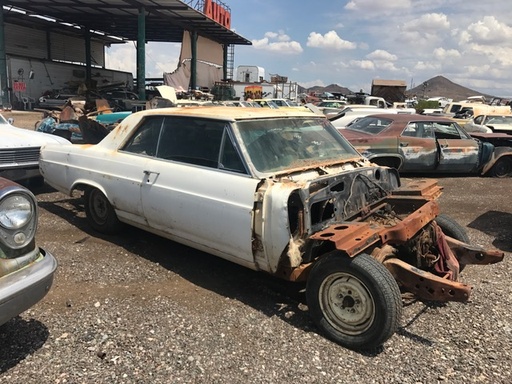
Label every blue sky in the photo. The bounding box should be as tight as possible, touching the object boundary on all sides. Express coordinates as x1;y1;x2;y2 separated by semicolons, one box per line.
105;0;512;97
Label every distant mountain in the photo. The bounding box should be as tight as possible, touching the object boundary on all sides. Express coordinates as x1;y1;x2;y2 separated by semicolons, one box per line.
302;76;497;102
406;75;495;101
300;84;353;96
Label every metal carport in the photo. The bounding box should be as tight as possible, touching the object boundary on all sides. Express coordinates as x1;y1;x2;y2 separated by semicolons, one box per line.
0;0;251;105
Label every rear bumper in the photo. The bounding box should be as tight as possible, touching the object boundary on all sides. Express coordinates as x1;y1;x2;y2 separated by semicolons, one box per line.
0;248;57;326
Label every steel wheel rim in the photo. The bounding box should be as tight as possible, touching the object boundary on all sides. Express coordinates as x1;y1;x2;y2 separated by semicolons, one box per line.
319;272;375;335
90;190;108;224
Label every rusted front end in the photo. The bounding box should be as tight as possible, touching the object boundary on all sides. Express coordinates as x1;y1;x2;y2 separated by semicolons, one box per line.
298;177;504;302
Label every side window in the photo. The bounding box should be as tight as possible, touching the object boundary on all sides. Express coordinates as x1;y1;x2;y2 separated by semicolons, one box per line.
474;116;483;124
156;117;246;173
155;117;220;167
122;116;164;156
401;122;418;137
433;122;462;139
401;122;434;138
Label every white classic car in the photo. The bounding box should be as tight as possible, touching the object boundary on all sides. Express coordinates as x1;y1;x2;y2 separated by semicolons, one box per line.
464;114;512;134
39;106;503;350
0;177;57;326
0;113;70;184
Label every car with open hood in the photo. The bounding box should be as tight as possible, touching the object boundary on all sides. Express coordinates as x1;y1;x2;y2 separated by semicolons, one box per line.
39;106;503;350
340;113;512;177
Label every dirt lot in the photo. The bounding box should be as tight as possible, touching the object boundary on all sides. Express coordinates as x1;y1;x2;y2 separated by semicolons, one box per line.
1;110;511;383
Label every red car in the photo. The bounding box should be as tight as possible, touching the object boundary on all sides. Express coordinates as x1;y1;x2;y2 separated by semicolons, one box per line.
340;113;512;177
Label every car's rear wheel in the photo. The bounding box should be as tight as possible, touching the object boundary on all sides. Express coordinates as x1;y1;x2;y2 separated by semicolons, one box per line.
306;252;402;350
84;187;122;234
489;156;512;178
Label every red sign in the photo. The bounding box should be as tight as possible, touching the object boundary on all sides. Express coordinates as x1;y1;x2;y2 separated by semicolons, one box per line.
13;81;26;92
203;0;231;29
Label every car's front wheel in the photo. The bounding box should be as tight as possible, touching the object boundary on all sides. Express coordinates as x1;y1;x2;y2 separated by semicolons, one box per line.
84;187;122;234
306;252;402;350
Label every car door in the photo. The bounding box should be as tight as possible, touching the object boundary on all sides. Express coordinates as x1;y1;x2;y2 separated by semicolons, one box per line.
398;122;437;171
433;122;480;173
111;116;164;226
139;116;260;265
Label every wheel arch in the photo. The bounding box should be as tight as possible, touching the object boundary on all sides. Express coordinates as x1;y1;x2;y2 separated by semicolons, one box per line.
71;179;110;200
481;148;512;176
366;154;404;170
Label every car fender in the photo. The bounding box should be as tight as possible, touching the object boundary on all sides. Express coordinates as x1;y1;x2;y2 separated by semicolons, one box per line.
71;178;110;200
258;180;299;273
481;146;512;175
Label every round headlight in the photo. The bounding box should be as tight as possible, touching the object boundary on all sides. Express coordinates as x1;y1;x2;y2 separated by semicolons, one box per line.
0;194;34;229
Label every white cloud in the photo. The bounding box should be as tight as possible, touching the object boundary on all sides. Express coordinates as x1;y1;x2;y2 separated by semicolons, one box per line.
459;16;512;46
306;31;356;50
433;47;461;60
252;31;303;54
345;0;411;13
375;61;399;71
413;61;441;71
349;60;375;70
366;50;397;61
402;13;450;34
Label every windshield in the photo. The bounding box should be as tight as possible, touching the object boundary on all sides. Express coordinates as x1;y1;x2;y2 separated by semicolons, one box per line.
345;116;393;134
235;117;360;173
487;116;512;124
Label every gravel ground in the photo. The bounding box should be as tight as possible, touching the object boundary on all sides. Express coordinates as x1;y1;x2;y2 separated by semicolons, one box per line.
0;111;511;383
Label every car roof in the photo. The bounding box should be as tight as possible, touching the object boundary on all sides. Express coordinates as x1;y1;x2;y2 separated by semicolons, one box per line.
137;106;318;121
366;113;455;123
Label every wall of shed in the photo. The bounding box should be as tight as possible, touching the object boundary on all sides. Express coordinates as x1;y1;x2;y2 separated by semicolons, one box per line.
8;56;133;108
180;33;223;65
5;23;105;65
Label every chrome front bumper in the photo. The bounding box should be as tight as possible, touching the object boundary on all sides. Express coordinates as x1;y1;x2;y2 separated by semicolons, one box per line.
0;248;57;326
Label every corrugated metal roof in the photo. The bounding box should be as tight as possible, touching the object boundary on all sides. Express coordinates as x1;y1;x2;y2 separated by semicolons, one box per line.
3;0;251;45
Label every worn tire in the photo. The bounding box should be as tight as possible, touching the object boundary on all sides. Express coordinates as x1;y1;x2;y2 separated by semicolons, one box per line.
489;156;512;178
84;187;122;234
306;252;402;350
435;214;470;243
434;214;470;271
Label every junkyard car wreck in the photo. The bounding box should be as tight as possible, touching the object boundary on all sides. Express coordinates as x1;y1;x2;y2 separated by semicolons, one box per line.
39;107;504;350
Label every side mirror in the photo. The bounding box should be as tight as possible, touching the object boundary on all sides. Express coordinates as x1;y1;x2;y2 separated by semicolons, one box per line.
7;118;14;125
